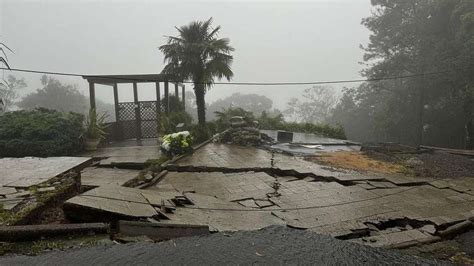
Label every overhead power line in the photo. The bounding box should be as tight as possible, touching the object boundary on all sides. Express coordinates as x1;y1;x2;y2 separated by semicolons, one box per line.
0;67;453;86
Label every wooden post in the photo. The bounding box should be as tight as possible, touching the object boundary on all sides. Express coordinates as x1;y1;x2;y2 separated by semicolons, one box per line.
113;83;122;140
164;81;169;114
88;82;96;110
155;82;161;113
175;83;179;99
133;82;142;140
181;84;185;110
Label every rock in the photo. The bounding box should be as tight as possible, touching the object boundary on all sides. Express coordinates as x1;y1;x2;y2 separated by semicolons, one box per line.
419;224;436;235
144;172;154;182
38;187;56;193
405;157;424;167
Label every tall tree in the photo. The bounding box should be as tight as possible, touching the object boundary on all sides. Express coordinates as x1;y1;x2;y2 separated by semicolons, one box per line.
18;76;115;121
159;18;234;125
332;0;474;148
0;75;27;111
285;86;337;124
207;93;274;120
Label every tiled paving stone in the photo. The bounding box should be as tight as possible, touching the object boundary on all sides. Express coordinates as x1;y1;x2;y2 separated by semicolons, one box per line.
82;145;162;165
0;198;23;210
0;157;91;188
65;185;177;219
154;171;277;202
161;193;286;231
0;187;17;196
174;143;387;182
81;167;141;187
237;199;260;208
65;185;193;221
352;229;433;248
176;144;274;169
158;142;474;244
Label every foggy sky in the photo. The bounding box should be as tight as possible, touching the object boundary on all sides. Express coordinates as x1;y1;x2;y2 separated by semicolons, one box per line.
1;0;371;110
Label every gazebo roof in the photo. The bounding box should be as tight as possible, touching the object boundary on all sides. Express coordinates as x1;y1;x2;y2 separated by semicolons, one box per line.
82;73;181;85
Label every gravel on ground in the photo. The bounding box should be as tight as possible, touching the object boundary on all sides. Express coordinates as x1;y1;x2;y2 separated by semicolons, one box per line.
0;226;445;265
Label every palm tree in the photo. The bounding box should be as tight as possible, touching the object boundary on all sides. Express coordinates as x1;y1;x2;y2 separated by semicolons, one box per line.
159;18;234;125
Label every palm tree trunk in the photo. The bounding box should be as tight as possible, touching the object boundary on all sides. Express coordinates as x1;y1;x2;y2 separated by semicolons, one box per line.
194;84;206;125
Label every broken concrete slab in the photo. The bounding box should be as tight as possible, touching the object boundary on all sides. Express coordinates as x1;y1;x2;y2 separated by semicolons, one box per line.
0;198;23;211
153;171;276;202
161;193;286;231
64;185;191;222
65;186;159;220
355;229;433;248
80;167;141;187
0;157;91;188
82;145;162;166
1;171;81;226
0;187;17;196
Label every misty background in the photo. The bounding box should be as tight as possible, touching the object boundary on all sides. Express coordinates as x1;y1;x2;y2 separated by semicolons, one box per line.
1;0;370;109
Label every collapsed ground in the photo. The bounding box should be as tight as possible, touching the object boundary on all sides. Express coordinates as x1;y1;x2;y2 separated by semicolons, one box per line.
0;131;473;263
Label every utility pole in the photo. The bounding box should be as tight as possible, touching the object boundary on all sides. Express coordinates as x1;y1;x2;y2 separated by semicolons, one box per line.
417;72;425;147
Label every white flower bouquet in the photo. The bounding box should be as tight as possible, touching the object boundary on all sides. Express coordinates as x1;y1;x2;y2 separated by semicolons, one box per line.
160;131;193;157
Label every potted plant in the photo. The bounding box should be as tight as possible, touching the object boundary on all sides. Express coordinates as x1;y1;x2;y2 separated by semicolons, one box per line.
83;108;108;151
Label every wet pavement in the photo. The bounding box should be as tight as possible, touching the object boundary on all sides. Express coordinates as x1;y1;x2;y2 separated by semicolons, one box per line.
0;157;90;219
81;139;161;166
60;140;473;254
0;226;443;265
156;142;474;248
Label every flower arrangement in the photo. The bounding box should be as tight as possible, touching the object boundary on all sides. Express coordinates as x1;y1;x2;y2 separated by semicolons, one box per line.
160;131;193;157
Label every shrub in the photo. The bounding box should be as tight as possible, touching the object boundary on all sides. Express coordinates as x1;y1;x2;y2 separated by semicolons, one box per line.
189;121;221;144
280;122;346;139
158;111;193;135
214;107;255;131
213;108;346;139
190;124;212;144
0;109;83;157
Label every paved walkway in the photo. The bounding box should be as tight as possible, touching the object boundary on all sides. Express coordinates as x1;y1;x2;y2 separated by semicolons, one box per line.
0;226;441;265
80;167;140;187
82;139;161;166
0;157;90;212
153;143;474;248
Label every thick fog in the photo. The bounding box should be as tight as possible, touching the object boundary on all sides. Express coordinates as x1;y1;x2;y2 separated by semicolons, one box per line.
1;0;370;109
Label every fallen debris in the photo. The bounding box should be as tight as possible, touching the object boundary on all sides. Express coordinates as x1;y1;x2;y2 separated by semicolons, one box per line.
214;127;275;146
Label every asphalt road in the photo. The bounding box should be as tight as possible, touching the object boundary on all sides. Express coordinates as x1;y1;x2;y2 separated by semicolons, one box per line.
0;226;445;265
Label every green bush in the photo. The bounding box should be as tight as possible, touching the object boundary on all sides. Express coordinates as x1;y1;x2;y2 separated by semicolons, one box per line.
214;107;255;131
190;124;212;144
0;109;84;157
279;122;346;139
211;107;346;139
158;111;193;135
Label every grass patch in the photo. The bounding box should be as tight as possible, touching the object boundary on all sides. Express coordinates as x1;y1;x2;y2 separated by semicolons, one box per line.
310;151;407;174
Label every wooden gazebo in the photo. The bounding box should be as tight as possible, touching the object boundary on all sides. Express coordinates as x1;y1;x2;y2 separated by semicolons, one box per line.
83;74;185;141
